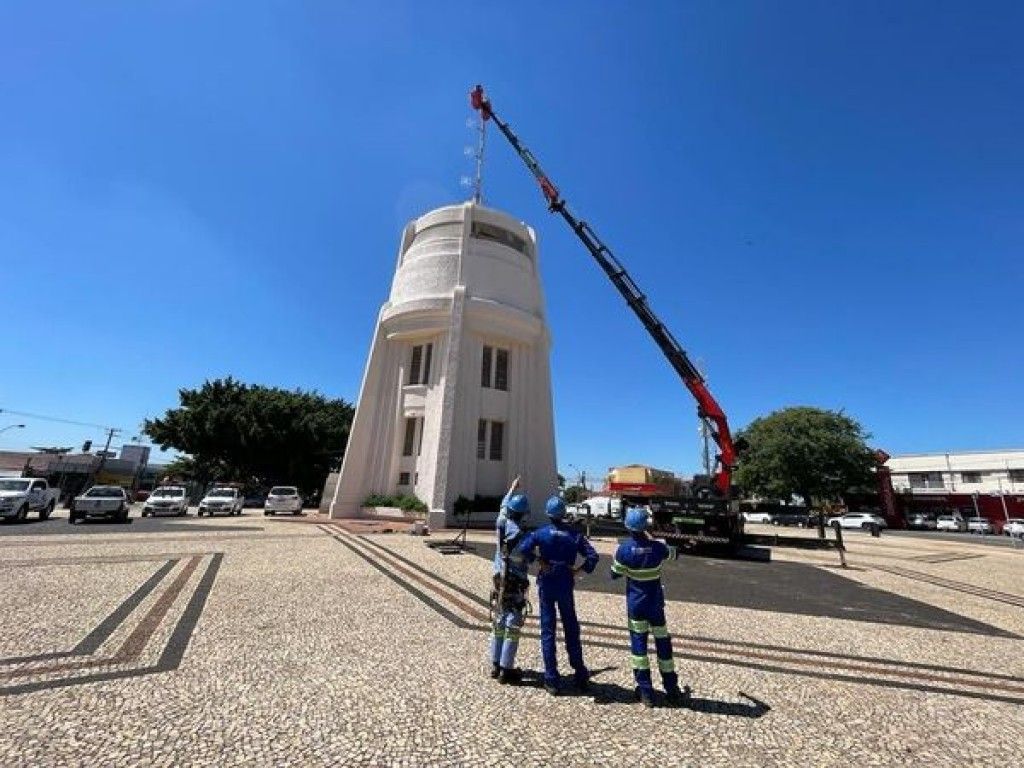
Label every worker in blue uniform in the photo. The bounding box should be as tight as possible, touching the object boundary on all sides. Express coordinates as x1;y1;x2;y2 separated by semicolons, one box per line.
517;496;599;695
611;506;685;707
490;477;530;684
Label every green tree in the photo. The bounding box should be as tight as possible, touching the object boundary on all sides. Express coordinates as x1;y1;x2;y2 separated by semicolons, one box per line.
144;378;353;493
562;485;587;504
735;407;876;529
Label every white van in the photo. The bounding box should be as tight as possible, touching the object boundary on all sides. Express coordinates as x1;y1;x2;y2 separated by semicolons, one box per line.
577;496;623;520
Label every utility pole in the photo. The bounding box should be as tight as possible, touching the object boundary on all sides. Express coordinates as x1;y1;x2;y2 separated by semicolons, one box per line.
88;427;121;486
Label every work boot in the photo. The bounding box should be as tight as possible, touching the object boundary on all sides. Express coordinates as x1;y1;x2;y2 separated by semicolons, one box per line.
490;663;500;680
664;687;687;706
544;680;560;696
498;667;522;685
572;673;590;692
637;687;655;708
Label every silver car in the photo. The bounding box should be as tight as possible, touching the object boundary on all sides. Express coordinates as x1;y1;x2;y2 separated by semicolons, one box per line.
264;486;302;516
966;516;994;535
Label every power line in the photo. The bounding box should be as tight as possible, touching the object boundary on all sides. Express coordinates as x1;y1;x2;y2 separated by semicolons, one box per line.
0;408;122;432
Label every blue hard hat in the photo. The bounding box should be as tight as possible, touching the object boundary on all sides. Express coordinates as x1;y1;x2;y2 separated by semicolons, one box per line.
545;496;567;520
506;494;530;520
624;507;650;532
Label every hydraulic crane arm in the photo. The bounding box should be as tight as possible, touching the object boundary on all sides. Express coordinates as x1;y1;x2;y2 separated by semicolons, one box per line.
470;85;738;496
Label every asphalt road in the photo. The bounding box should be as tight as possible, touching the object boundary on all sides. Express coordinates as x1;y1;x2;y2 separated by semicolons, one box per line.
0;506;309;536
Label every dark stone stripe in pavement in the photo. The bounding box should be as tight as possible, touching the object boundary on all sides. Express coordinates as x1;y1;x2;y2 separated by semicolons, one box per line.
1;554;224;696
322;528;479;631
1;665;167;697
0;559;202;682
75;559;180;655
0;559;179;666
0;553;180;568
873;564;1024;609
158;553;223;669
115;557;201;659
0;532;322;547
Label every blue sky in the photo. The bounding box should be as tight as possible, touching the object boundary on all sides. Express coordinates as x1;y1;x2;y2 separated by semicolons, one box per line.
2;1;1022;478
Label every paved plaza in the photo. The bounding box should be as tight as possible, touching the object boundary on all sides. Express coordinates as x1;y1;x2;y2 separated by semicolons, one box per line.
2;511;1023;766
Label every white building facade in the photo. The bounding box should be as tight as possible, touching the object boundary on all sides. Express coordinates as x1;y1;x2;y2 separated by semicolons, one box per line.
887;450;1024;495
330;202;558;528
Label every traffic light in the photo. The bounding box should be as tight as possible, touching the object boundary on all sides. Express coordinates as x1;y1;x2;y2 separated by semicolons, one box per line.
82;440;92;452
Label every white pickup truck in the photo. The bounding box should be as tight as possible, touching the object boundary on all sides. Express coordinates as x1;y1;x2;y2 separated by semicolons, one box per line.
70;485;131;524
0;477;59;522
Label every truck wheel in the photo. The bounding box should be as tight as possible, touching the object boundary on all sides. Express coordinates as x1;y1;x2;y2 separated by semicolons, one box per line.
40;501;54;521
17;504;28;522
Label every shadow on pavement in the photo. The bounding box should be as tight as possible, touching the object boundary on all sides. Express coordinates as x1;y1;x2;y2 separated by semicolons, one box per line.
677;689;771;718
506;666;770;716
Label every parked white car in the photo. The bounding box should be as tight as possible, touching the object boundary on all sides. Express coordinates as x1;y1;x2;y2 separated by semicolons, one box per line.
935;515;967;532
742;511;773;524
826;512;887;530
70;485;131;524
966;517;994;535
0;477;59;522
198;487;243;516
264;486;302;516
1003;519;1024;537
142;486;189;517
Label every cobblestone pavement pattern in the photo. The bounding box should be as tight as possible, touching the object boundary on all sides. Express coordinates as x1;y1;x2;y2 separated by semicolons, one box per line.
1;510;1023;766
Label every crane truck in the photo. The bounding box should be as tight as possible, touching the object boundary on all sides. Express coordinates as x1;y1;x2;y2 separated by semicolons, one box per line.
470;85;746;550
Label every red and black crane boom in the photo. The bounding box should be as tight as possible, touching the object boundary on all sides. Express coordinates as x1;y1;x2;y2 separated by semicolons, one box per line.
470;85;739;497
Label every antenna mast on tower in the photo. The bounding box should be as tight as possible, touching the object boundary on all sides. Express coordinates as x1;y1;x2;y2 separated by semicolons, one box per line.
462;111;487;204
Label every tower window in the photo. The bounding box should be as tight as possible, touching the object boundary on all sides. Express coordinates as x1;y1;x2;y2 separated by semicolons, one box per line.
408;343;433;385
402;417;417;457
489;421;505;461
398;472;410;486
416;417;424;457
470;221;528;256
481;346;492;388
481;345;509;391
476;420;505;462
477;419;487;460
495;349;508;391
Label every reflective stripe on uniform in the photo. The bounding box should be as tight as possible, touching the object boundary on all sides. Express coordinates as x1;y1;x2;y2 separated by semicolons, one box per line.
614;562;663;581
630;654;651;670
658;658;676;673
651;624;669;639
625;565;663;581
492;627;505;639
505;629;520;642
628;618;650;633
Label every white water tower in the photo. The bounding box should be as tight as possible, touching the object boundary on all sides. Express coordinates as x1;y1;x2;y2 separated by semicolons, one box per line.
330;201;558;528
